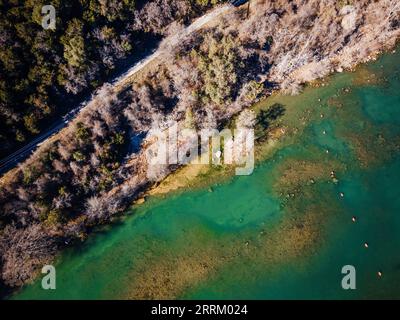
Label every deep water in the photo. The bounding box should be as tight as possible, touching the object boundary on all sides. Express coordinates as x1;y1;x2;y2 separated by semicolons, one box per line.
13;49;400;300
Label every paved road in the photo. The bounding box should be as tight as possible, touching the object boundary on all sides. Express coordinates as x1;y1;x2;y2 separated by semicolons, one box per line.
0;4;232;176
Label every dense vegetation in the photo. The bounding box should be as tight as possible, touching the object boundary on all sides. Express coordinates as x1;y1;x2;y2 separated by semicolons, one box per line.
0;0;399;294
0;0;223;158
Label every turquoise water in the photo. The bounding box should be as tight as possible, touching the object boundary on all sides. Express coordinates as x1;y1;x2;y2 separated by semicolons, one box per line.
13;49;400;300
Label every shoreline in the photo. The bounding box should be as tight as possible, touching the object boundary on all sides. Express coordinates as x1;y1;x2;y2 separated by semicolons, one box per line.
4;44;399;300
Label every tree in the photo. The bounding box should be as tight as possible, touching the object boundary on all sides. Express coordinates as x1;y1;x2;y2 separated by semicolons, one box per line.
85;196;109;223
191;32;241;106
0;224;58;287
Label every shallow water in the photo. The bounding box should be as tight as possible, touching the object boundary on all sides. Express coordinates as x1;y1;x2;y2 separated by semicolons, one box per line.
13;49;400;300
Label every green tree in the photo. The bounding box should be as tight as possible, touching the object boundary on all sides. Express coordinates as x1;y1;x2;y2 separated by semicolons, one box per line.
194;33;240;106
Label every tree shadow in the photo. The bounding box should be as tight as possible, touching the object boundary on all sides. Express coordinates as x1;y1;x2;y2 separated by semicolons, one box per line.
257;103;286;128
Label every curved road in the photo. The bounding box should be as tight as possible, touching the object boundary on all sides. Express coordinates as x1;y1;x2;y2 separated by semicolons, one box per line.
0;4;232;176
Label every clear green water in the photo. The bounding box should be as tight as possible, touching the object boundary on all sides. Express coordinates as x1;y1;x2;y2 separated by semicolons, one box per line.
13;49;400;300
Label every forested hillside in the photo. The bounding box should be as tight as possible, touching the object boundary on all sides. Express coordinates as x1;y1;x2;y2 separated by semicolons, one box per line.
0;0;222;158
